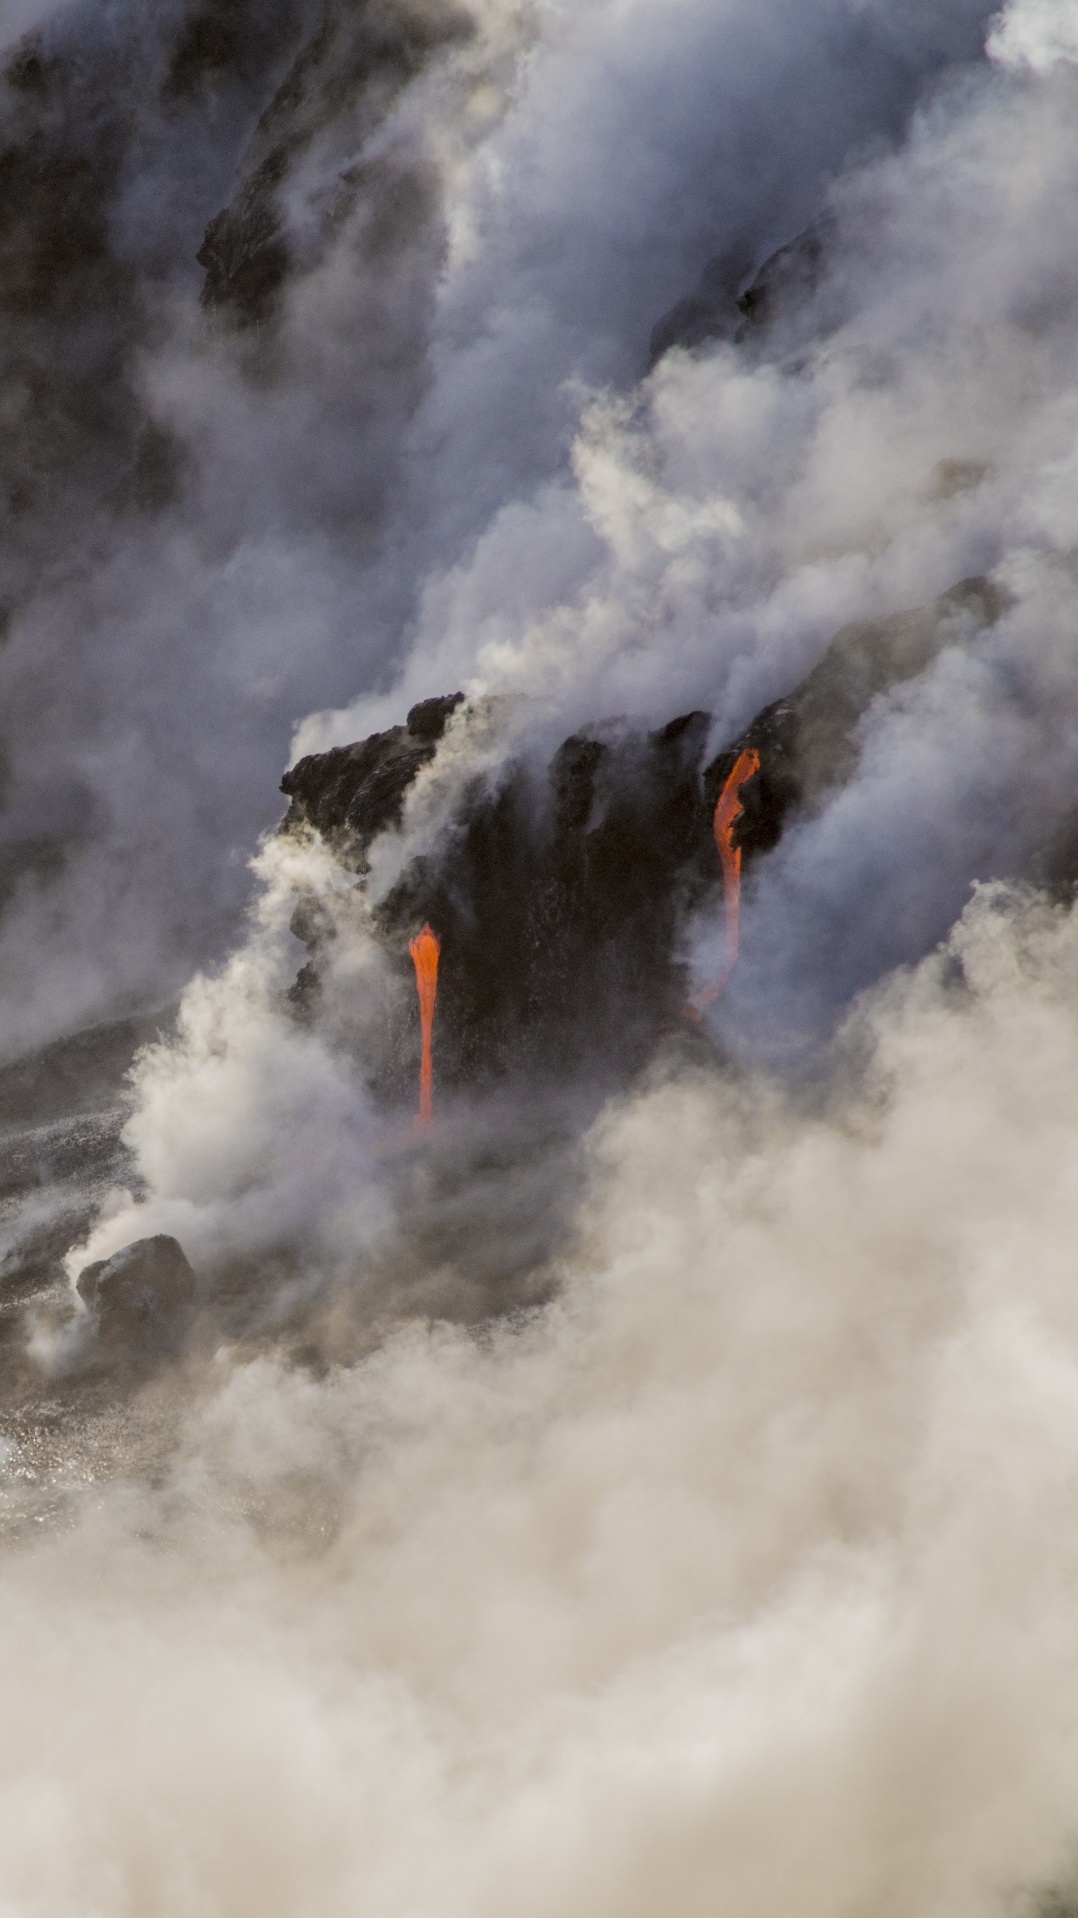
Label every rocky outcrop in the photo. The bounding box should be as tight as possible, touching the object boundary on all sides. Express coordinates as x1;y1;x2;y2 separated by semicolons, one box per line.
711;576;1012;827
282;580;1010;1095
376;706;723;1084
281;693;463;861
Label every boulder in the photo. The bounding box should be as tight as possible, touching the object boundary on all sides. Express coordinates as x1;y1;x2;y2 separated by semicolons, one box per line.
76;1235;197;1355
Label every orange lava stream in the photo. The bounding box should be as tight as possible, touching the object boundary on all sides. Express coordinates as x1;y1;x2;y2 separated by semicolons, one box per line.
408;923;441;1125
693;745;760;1012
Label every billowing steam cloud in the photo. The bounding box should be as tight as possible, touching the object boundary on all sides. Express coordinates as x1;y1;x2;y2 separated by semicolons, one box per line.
7;0;1078;1910
9;886;1078;1916
0;0;993;1056
990;0;1078;67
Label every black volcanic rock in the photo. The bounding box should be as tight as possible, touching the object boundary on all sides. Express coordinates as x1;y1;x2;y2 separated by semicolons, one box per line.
647;243;754;366
198;151;292;329
198;0;472;329
77;1235;197;1356
281;693;463;862
376;708;721;1084
281;579;1010;1094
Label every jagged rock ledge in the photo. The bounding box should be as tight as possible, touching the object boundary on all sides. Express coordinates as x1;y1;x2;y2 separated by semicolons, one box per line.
279;578;1015;1097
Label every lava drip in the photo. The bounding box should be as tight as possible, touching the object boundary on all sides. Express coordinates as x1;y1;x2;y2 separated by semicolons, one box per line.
408;923;441;1125
693;746;760;1012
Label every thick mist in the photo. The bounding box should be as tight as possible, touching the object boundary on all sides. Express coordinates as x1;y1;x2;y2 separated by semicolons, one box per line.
8;887;1078;1916
5;0;1078;1913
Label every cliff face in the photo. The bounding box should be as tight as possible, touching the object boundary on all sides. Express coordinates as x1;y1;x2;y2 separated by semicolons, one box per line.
280;577;1014;1098
284;699;723;1089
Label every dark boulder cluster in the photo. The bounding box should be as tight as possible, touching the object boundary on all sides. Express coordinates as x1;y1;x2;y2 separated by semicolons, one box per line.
281;577;1011;1098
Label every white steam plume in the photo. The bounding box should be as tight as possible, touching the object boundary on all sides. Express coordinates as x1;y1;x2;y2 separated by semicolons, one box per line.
0;0;995;1057
298;24;1078;1059
68;0;1078;1274
9;886;1078;1914
989;0;1078;70
12;7;1078;1913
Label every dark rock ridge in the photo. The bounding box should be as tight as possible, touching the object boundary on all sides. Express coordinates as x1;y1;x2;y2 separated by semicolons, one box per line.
0;1009;168;1134
648;220;832;369
281;578;1010;1096
715;576;1012;820
198;0;473;330
0;1010;173;1327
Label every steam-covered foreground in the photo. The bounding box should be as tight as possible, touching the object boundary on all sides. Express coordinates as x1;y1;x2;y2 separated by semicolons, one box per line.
7;892;1078;1916
5;0;1078;1909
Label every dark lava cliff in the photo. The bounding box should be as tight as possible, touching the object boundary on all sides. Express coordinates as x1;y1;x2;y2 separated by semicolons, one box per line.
280;574;1016;1103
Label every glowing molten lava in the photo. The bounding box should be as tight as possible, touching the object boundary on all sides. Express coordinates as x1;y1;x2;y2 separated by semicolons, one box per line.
408;922;441;1126
693;745;760;1011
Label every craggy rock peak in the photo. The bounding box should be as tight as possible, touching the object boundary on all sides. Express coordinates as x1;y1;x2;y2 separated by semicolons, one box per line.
282;578;1011;1096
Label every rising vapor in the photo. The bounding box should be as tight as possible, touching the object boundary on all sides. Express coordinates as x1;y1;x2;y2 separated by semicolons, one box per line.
4;0;1078;1912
